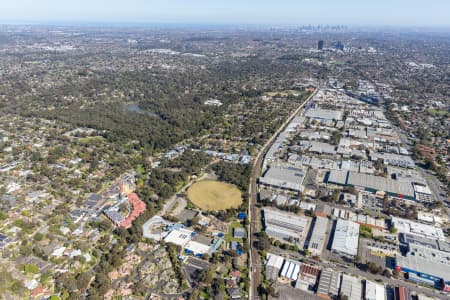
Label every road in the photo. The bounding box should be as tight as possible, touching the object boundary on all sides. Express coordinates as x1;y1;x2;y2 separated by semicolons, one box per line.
248;89;317;299
158;172;208;216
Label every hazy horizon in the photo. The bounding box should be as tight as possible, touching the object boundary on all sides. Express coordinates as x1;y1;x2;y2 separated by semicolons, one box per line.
1;0;450;27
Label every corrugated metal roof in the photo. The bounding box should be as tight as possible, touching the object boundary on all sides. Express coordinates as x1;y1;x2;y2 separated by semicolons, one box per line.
331;219;360;256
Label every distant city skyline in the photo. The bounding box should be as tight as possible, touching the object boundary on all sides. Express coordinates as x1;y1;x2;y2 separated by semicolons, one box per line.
1;0;450;27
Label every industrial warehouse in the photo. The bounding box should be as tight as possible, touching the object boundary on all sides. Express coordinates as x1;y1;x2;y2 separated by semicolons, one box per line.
263;208;310;245
259;165;306;192
327;170;417;200
257;87;449;298
306;216;328;256
331;219;360;256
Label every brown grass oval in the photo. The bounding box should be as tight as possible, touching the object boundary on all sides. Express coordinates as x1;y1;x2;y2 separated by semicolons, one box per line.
187;180;242;211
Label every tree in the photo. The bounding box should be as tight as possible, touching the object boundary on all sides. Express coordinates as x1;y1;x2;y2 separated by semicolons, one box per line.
198;268;214;285
75;272;92;291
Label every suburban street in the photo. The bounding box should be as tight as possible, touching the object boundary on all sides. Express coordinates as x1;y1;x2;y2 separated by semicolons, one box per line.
248;89;317;299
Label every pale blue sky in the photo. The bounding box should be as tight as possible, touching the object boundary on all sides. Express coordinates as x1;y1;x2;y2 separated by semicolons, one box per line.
1;0;449;26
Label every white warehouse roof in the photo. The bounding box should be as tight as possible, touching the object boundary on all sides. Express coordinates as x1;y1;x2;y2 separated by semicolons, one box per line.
164;228;193;247
266;253;285;270
280;260;301;281
185;240;210;255
331;219;360;256
391;216;445;241
365;280;386;300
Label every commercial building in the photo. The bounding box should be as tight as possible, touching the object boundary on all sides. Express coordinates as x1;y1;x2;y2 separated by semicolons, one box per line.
184;240;211;256
305;108;343;121
300;141;337;155
394;286;410;300
364;280;386;300
318;40;324;50
265;253;285;282
259;166;306;192
164;228;223;257
327;170;416;201
263;208;310;244
307;216;328;256
295;263;320;291
369;152;415;169
331;219;360;257
164;228;194;247
233;227;246;239
316;269;341;299
395;243;450;291
399;232;450;252
142;215;173;240
391;216;445;241
340;274;362;300
332;208;386;230
280;260;301;281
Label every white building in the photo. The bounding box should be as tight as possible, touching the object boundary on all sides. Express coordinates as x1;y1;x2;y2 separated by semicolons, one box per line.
265;253;285;281
164;228;193;247
331;219;360;256
340;274;362;300
391;216;445;241
280;260;301;281
365;280;386;300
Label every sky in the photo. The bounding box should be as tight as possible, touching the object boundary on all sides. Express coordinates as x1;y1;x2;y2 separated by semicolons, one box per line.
1;0;450;27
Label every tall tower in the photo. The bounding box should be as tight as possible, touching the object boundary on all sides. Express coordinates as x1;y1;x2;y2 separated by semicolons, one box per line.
318;40;324;50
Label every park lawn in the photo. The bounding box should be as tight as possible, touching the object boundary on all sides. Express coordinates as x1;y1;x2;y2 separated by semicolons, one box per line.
77;136;104;144
187;180;242;211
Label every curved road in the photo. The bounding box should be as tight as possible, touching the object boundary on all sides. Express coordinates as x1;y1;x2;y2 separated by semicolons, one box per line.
248;88;318;299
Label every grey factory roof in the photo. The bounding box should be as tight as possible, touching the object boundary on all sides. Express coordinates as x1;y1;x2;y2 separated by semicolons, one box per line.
331;219;360;256
317;269;342;298
347;171;415;198
233;227;246;239
307;216;329;255
300;141;337;155
400;233;439;250
397;250;450;280
327;170;349;185
259;166;306;192
370;151;415;169
305;108;343;121
328;170;416;199
264;208;309;241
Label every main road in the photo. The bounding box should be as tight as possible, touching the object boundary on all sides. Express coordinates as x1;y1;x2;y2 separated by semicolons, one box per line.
248;88;318;299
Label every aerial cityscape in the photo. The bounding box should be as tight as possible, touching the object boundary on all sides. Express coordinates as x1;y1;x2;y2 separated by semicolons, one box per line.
0;1;449;300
